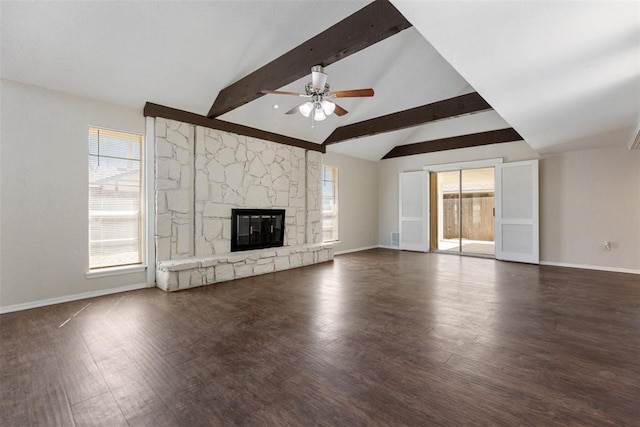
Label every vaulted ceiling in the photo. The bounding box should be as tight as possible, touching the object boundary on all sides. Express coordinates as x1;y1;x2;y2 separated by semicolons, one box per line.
2;1;638;160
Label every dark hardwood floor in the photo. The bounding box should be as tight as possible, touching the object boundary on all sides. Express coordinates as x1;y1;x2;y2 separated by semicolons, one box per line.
1;249;639;426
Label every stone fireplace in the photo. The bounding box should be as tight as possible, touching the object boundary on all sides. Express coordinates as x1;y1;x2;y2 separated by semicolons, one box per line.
153;118;333;291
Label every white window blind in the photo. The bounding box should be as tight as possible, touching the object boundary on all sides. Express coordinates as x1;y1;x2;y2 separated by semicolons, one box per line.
88;127;143;269
322;165;339;242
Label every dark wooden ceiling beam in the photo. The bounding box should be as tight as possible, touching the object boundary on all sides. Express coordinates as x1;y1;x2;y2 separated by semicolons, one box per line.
323;92;492;146
382;128;523;159
144;102;324;153
207;0;412;118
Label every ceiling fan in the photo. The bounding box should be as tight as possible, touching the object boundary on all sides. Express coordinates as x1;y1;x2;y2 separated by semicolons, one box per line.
260;65;374;122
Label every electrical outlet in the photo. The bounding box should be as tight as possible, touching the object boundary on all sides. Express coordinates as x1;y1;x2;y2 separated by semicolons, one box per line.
602;241;611;251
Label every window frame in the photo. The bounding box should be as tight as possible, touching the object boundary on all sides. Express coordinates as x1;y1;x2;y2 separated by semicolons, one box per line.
322;165;339;243
87;126;145;272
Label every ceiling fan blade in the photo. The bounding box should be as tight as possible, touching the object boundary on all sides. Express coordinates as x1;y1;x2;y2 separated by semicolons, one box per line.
333;103;348;116
260;89;309;97
285;103;306;115
330;88;375;98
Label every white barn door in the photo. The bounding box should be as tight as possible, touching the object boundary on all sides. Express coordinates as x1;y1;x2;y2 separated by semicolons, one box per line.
399;171;429;252
495;160;539;263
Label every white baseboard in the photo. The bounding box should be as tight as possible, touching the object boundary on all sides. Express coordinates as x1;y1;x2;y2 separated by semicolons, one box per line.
539;261;640;275
5;259;632;315
370;249;638;274
377;245;400;250
0;282;150;314
334;245;379;256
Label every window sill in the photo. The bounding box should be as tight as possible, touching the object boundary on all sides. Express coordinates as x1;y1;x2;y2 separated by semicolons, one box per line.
86;264;146;279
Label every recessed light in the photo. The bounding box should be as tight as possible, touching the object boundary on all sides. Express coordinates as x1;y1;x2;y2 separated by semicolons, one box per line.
273;104;279;109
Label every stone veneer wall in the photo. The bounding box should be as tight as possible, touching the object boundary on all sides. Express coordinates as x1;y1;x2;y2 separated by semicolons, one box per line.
154;118;330;290
155;120;195;260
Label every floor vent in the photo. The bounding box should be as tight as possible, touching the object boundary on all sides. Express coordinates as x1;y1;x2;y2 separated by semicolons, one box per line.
391;232;400;247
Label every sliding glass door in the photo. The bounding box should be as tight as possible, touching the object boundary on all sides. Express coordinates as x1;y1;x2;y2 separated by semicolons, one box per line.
432;167;495;256
435;170;461;252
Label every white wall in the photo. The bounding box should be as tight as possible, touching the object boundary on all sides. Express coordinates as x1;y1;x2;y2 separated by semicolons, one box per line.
0;80;147;311
540;146;640;271
323;152;378;254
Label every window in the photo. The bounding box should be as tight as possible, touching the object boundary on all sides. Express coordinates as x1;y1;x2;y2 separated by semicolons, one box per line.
88;127;143;269
322;165;339;242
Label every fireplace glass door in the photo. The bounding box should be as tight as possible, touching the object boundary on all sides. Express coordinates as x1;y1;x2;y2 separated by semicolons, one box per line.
231;209;285;252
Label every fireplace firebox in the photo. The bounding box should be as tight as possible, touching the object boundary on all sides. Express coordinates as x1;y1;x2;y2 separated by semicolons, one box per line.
231;209;285;252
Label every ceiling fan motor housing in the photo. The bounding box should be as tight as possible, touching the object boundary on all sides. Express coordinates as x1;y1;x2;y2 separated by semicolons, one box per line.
305;82;330;99
310;65;329;92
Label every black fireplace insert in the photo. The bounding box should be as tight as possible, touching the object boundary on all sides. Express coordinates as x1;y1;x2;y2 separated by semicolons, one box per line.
231;209;286;252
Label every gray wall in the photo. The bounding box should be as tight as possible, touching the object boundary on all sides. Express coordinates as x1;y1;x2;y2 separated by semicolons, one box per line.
377;141;538;246
377;140;640;272
323;152;379;254
540;146;640;270
2;79;637;311
1;80;147;310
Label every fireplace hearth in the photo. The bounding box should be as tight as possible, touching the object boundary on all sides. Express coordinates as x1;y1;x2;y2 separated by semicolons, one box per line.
231;209;285;252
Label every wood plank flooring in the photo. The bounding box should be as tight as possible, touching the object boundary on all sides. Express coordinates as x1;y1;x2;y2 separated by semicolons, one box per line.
1;249;639;426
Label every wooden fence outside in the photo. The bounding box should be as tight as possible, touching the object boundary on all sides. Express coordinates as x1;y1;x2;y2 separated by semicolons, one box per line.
443;193;494;241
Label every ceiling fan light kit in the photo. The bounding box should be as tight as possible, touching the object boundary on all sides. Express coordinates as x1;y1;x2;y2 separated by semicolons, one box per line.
298;102;314;117
260;65;374;124
298;99;336;121
321;99;336;115
314;104;327;122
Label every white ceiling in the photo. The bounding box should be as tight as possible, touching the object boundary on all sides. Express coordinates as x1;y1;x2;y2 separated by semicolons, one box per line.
393;0;640;154
2;1;638;160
